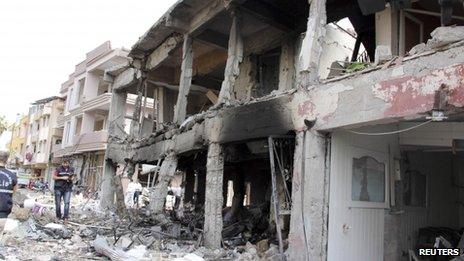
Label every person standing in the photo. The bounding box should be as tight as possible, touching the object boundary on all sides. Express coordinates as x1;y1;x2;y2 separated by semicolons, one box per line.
53;159;74;224
0;151;17;259
0;151;17;233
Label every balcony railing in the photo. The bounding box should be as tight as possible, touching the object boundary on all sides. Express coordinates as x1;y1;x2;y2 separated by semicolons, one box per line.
52;128;63;137
72;131;108;153
56;114;65;128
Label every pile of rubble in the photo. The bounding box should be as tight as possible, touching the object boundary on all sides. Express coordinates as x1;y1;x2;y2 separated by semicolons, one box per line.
1;189;283;260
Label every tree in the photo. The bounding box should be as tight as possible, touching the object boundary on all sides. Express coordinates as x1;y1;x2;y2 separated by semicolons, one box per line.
0;116;8;137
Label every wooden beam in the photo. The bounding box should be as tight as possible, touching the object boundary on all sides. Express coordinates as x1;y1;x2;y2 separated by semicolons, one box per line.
218;13;243;104
206;90;218;104
173;35;194;125
146;34;184;71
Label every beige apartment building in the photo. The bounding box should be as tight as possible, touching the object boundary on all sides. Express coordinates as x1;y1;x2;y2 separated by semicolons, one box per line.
7;115;29;167
52;41;149;193
23;96;64;182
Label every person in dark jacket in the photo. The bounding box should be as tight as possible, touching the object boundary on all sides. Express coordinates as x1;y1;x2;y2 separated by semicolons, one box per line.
53;159;74;223
0;151;17;233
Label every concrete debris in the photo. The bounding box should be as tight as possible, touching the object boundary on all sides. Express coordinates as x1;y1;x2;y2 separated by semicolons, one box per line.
408;43;431;56
4;189;284;260
427;26;464;49
374;45;392;65
174;253;205;261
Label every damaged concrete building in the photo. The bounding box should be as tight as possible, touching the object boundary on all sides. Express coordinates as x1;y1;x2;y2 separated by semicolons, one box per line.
101;0;464;260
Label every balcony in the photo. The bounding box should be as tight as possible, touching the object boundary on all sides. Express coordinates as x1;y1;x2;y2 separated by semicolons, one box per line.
42;106;52;115
23;152;48;165
52;143;72;159
56;114;65;128
35;153;48;164
72;131;108;153
52;128;63;137
68;93;112;115
30;133;39;143
32;111;42;121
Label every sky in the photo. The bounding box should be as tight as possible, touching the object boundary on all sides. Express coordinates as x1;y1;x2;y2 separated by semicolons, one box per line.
0;0;178;149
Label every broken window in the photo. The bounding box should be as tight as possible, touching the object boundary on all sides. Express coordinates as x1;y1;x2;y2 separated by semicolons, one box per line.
351;156;386;203
254;48;281;97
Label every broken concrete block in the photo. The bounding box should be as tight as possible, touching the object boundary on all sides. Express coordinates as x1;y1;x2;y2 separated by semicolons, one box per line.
374;45;392;65
427;26;464;49
71;234;82;244
408;43;431;56
80;227;95;238
115;235;132;249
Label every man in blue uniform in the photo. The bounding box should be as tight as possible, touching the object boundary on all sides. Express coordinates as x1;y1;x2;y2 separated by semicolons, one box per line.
53;159;74;223
0;151;17;233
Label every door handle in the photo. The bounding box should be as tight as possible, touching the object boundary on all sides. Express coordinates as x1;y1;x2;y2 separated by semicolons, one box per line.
342;223;351;234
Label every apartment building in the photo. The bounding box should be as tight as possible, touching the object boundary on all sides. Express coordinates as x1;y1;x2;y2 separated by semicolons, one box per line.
23;96;64;182
7;115;29;167
52;41;138;193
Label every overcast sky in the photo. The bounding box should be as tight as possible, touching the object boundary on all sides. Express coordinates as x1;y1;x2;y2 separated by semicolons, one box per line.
0;0;177;148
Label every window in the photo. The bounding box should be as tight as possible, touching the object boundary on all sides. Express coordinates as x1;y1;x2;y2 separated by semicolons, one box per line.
403;170;427;207
64;121;71;144
351;156;386;203
254;48;281;97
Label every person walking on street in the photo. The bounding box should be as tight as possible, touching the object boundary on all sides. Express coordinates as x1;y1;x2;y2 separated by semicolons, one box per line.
0;151;17;260
53;159;74;224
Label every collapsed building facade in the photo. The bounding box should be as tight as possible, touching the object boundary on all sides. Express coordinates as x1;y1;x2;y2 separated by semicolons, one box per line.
100;0;464;260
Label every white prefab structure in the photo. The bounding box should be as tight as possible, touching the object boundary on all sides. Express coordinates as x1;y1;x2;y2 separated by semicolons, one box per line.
328;123;464;260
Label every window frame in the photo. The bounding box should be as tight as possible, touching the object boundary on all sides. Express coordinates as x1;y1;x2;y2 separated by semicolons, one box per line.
347;147;389;209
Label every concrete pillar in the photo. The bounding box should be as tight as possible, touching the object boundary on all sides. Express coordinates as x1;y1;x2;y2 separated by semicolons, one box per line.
130;80;144;137
100;159;116;210
173;35;194;125
218;13;243;104
278;38;295;91
107;91;127;138
149;153;178;214
298;0;327;85
288;130;330;261
203;142;224;248
100;88;127;210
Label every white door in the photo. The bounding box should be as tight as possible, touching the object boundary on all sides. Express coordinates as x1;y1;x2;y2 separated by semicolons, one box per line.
328;132;391;261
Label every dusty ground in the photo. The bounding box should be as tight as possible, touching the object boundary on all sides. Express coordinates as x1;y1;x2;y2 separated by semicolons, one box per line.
0;189;279;261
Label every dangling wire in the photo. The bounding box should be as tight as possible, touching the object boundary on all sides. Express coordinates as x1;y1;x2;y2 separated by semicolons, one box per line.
347;120;433;136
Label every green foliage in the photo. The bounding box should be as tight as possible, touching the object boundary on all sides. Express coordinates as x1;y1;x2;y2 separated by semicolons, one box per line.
346;62;367;73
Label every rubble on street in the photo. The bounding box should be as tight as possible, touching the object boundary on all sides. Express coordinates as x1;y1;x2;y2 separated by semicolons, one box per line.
1;189;281;260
